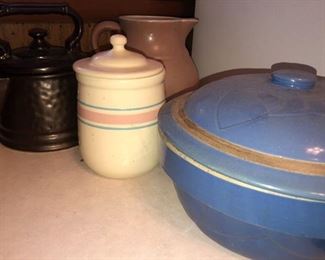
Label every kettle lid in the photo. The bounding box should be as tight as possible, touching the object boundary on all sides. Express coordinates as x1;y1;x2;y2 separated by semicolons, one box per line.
73;34;164;79
0;28;85;76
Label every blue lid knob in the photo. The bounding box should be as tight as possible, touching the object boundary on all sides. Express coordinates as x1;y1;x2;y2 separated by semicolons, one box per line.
271;69;316;90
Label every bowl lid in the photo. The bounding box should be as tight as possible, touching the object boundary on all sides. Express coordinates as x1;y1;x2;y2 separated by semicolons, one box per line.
185;64;325;167
73;34;164;79
0;28;84;76
159;63;325;201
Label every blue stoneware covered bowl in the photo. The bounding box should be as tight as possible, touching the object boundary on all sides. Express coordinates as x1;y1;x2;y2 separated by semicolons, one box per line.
158;63;325;259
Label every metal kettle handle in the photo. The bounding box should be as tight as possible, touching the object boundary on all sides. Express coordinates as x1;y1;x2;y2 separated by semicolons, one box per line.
0;2;83;59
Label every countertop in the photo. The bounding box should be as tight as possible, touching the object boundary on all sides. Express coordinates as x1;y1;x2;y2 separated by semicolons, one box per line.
0;144;245;260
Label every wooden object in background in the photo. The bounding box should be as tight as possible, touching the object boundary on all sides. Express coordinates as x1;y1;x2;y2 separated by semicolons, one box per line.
0;0;195;22
0;23;96;52
0;0;195;52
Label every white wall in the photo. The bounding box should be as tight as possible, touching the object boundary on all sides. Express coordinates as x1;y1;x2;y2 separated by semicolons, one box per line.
192;0;325;78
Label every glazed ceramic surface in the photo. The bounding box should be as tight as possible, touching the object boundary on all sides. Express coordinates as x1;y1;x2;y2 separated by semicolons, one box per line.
158;64;325;259
91;15;199;98
74;34;165;178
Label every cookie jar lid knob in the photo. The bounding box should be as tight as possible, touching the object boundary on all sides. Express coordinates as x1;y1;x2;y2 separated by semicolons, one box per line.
90;34;148;68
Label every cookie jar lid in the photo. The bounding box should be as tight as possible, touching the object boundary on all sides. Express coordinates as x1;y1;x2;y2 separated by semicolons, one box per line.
159;63;325;201
73;34;164;79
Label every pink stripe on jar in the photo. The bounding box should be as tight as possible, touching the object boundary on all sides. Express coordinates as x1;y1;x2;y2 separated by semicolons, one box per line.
78;105;159;125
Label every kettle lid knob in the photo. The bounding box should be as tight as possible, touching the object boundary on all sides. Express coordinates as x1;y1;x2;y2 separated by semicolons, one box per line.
29;28;48;39
28;28;50;50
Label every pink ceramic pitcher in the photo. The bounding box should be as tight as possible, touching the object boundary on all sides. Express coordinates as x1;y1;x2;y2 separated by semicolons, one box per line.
91;15;199;98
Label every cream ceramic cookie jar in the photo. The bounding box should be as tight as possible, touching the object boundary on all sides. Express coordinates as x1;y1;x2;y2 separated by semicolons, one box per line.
73;34;165;178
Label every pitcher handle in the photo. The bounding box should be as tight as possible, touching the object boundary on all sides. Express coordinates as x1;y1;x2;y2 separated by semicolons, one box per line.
91;21;121;51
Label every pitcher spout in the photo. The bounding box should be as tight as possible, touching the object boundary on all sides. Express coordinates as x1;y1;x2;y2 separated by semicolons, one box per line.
179;18;199;38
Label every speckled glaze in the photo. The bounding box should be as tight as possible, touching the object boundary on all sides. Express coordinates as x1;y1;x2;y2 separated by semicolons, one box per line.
74;35;165;178
158;64;325;259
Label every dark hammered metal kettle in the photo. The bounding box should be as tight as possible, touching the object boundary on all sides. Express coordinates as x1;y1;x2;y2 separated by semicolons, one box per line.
0;2;86;152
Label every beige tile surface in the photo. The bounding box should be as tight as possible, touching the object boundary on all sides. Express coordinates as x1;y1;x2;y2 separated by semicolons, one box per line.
0;144;245;260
